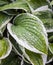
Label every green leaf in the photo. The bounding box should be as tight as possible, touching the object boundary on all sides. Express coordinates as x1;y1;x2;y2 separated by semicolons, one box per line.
0;39;7;57
1;51;21;65
7;13;48;54
25;49;43;65
9;34;23;56
0;1;30;13
25;0;48;10
19;47;47;65
49;44;53;54
8;34;31;63
0;38;12;59
0;12;12;32
34;10;53;31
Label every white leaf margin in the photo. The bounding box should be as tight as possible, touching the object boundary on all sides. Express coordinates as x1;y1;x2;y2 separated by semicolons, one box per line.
33;5;53;13
7;23;48;55
47;29;53;33
0;38;12;60
0;17;13;30
22;48;47;65
46;58;53;64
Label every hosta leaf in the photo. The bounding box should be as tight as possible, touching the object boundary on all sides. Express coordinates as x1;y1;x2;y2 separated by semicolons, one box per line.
25;0;48;10
0;1;30;13
7;13;48;54
25;49;43;65
34;10;53;31
8;34;31;63
9;34;23;56
49;44;53;54
0;12;12;32
19;46;46;65
20;46;47;65
0;38;12;59
1;51;21;65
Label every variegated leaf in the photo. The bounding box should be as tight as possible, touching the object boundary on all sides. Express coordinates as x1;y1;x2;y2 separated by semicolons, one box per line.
0;12;12;32
1;51;21;65
49;43;53;54
25;0;48;10
7;13;48;54
19;46;47;65
25;50;45;65
0;38;12;59
0;1;30;13
33;8;53;32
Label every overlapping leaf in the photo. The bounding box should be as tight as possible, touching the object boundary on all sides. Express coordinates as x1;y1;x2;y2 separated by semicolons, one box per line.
11;39;44;65
25;49;43;65
25;0;48;10
20;46;47;65
7;13;48;54
0;12;12;32
0;1;30;13
0;38;12;59
0;0;53;65
49;43;53;54
8;34;32;63
9;34;23;56
34;10;53;31
1;51;21;65
19;46;44;65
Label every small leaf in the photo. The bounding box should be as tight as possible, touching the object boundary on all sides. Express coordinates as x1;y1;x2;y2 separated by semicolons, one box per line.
7;13;48;54
49;44;53;54
0;38;12;59
0;12;12;32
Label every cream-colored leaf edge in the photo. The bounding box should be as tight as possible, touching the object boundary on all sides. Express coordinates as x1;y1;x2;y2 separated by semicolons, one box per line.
0;17;13;30
0;38;12;59
7;23;48;55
